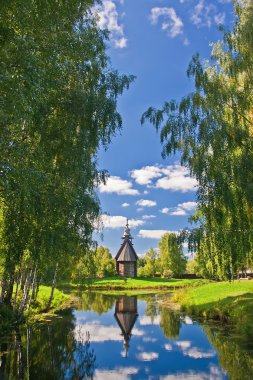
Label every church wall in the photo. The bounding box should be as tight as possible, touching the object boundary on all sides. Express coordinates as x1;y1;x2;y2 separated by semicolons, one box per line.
118;262;136;278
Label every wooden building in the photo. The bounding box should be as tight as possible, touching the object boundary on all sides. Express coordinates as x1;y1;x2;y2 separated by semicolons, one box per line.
115;220;138;277
114;296;138;357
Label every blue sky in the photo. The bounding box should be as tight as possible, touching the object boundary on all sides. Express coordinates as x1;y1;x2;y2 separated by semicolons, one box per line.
94;0;234;256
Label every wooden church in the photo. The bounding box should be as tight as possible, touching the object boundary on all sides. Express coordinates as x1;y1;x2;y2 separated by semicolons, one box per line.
114;296;138;357
115;220;138;278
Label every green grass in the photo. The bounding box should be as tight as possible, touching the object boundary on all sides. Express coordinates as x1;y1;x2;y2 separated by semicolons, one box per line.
60;276;205;290
173;280;253;332
29;285;70;316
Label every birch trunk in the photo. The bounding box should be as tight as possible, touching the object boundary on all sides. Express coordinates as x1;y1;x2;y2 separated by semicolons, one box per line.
19;266;33;316
27;265;37;312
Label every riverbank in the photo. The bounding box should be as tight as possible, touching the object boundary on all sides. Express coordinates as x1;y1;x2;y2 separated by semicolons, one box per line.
0;285;71;333
173;280;253;338
59;277;206;291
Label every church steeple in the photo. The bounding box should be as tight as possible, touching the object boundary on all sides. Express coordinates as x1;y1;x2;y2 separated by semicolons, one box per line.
121;218;133;243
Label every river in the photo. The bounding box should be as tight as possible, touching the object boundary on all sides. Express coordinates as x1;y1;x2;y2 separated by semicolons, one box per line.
0;292;253;379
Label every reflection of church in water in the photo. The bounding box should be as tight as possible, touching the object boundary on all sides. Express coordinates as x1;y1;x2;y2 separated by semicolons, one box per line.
114;296;138;357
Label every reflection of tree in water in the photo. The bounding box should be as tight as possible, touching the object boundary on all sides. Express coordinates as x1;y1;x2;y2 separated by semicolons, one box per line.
114;296;138;358
143;295;160;323
0;308;96;380
159;307;181;340
79;292;115;314
204;326;253;380
143;295;181;340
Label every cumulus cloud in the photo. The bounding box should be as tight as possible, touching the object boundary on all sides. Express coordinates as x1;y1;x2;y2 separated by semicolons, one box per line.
130;165;162;186
149;7;184;38
137;352;159;361
95;0;127;48
161;201;197;216
99;176;139;196
138;229;177;239
121;202;130;207
101;215;145;229
191;0;226;28
156;164;198;192
136;199;157;207
131;164;197;193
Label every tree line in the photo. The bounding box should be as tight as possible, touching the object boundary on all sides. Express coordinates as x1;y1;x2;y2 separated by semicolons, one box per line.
142;0;253;280
0;1;133;316
138;233;186;277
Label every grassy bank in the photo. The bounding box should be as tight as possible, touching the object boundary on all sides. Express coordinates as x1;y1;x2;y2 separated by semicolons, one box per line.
60;277;205;291
173;280;253;336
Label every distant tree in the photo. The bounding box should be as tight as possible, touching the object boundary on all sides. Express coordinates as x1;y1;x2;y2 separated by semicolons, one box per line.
138;248;159;277
159;233;186;277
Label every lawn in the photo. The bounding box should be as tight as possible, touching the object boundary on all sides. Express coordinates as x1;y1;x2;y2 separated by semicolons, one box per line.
62;277;205;290
173;280;253;332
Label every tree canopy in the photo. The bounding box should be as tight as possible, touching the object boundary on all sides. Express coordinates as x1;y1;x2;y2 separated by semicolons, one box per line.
142;0;253;279
0;0;133;313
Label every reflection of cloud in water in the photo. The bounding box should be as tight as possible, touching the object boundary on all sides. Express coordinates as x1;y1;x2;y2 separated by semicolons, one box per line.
186;347;216;359
175;340;216;359
175;341;191;349
143;337;157;343
139;315;161;325
94;367;139;380
74;324;144;343
184;316;193;324
137;352;159;361
164;343;173;351
161;364;225;379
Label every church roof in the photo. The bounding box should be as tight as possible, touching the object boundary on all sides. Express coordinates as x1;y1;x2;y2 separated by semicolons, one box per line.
115;219;138;262
115;239;138;262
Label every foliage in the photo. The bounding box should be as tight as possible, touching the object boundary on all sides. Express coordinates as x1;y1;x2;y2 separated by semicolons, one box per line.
71;245;116;281
138;247;159;277
0;0;133;316
159;233;186;277
142;0;253;279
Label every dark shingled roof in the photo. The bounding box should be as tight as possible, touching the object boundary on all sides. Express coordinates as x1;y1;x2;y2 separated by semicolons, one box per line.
115;239;138;262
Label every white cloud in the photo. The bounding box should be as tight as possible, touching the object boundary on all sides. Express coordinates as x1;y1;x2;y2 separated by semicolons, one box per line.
99;176;139;196
161;201;197;216
191;0;225;28
150;7;184;38
156;164;197;192
101;215;145;229
95;0;127;48
136;199;157;207
138;229;177;239
137;352;159;361
131;164;197;193
142;214;156;220
130;165;162;186
94;367;138;380
121;202;130;207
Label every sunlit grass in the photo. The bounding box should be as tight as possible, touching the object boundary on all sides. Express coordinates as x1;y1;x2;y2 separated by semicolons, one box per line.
61;277;206;290
173;280;253;328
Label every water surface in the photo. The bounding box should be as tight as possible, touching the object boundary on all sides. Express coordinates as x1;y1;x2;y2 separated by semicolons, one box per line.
0;292;253;379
